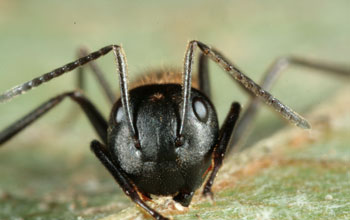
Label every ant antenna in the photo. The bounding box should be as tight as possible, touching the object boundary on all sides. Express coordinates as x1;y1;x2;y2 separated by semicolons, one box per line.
177;41;196;145
112;46;140;149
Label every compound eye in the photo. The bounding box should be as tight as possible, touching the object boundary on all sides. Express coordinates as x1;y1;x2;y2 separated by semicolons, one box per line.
115;106;123;123
192;97;208;122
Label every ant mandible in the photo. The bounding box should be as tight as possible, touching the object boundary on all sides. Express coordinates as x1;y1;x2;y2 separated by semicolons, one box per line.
1;40;349;220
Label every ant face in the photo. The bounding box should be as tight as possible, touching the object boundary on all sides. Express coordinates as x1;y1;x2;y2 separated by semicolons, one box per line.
108;84;219;195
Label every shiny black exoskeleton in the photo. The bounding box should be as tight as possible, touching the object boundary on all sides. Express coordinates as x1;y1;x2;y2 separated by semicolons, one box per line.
2;40;341;219
109;84;218;205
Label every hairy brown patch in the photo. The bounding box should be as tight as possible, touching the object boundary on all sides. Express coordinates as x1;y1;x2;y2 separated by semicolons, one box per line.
130;69;199;89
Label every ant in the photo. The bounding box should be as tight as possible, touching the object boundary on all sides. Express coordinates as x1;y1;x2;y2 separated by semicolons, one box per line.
0;41;349;220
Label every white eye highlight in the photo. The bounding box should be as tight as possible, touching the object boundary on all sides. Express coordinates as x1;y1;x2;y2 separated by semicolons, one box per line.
192;98;208;122
116;106;123;123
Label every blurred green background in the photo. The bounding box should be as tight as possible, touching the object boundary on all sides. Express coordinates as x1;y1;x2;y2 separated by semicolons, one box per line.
0;0;349;219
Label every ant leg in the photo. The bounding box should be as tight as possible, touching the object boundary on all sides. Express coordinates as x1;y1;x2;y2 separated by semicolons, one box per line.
198;54;211;99
0;91;107;145
202;102;241;198
90;140;168;220
76;47;116;104
183;40;311;130
230;56;350;151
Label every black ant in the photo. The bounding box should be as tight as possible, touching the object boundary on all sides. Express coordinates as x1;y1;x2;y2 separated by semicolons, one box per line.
1;41;349;220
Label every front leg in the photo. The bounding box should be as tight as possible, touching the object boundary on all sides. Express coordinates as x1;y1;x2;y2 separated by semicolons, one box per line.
202;102;241;198
90;140;168;220
0;91;107;145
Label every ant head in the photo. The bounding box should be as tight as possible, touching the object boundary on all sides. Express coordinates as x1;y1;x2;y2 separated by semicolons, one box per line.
107;84;219;181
